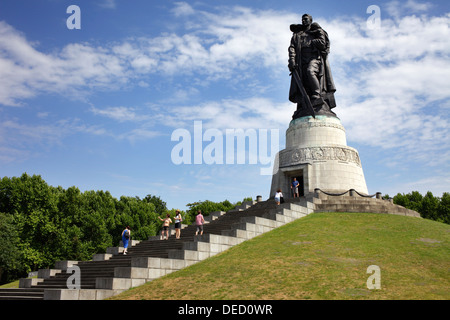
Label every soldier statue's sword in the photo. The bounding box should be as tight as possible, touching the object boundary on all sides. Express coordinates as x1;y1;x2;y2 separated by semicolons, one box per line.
291;67;316;118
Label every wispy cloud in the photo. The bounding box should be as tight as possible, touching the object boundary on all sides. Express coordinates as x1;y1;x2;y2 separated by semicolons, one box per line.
385;0;434;19
98;0;117;10
90;106;140;122
0;118;106;162
383;171;450;197
118;128;162;144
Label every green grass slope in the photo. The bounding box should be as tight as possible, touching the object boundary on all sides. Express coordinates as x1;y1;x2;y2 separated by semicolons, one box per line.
110;212;450;300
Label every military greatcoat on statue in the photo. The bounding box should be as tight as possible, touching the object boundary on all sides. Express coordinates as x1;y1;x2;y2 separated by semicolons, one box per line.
288;15;337;119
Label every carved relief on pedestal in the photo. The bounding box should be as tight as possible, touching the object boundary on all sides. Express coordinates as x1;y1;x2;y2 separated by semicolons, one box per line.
289;120;346;132
280;146;362;167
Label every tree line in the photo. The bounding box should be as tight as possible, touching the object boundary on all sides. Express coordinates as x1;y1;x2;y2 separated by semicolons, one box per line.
390;191;449;225
0;173;248;284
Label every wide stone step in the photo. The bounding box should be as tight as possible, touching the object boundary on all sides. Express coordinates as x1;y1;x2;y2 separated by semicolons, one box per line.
0;296;43;300
0;288;44;300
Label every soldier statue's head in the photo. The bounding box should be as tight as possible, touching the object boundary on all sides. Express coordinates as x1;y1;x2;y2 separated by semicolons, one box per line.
302;14;313;27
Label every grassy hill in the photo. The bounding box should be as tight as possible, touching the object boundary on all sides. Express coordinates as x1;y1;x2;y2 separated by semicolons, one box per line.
110;212;449;300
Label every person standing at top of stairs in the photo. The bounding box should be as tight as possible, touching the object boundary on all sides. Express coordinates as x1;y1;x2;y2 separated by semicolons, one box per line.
121;226;131;255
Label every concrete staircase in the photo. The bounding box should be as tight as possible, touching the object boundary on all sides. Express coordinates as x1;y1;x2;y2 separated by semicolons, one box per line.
0;199;314;300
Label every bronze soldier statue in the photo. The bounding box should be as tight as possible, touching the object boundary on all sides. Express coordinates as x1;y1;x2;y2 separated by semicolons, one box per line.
288;14;337;119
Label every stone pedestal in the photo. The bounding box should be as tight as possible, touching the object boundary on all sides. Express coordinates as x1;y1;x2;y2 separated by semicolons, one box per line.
270;115;368;199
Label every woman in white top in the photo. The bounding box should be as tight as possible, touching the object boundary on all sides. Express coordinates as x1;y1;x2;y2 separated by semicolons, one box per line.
174;209;183;239
275;189;283;205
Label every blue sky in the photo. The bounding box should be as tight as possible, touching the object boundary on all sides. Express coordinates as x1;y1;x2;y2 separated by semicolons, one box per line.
0;0;449;211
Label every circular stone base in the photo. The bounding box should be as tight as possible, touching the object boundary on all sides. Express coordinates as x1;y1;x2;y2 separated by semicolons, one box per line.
286;115;347;149
271;115;369;197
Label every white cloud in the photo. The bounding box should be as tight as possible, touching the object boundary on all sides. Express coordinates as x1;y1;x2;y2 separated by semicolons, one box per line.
0;21;129;105
0;8;311;105
172;2;195;17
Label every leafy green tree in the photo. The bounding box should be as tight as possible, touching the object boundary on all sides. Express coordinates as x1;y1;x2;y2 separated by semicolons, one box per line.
79;190;115;254
393;191;422;213
144;194;167;216
421;192;439;221
2;174;62;271
56;186;93;260
437;192;450;224
113;196;159;243
0;213;22;282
